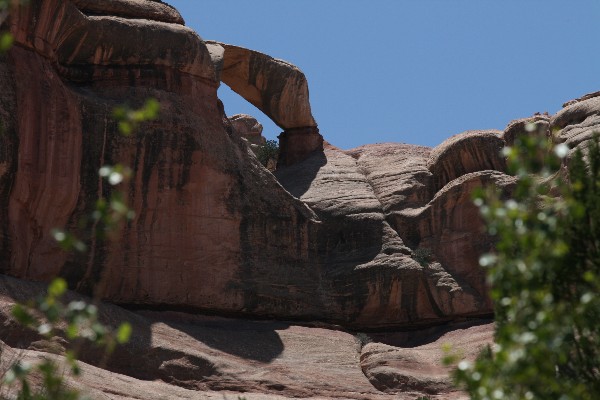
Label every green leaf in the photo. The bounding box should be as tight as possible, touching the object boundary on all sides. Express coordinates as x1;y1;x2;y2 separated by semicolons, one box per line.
11;304;35;326
48;278;67;298
118;121;132;136
116;322;132;344
66;323;78;340
0;33;13;52
142;98;160;119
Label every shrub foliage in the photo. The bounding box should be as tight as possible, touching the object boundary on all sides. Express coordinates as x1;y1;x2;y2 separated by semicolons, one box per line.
451;133;600;399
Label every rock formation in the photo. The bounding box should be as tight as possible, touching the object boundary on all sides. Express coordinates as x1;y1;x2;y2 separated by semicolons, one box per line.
230;114;265;147
1;0;599;398
209;41;323;166
1;0;503;330
0;274;490;399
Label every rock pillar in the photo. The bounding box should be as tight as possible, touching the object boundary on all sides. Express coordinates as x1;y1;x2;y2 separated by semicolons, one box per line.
277;126;324;166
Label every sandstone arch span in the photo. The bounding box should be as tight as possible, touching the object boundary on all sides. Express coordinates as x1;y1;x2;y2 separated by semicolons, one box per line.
208;41;323;166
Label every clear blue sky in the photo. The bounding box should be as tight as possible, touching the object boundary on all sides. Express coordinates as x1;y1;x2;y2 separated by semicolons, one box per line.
168;1;600;149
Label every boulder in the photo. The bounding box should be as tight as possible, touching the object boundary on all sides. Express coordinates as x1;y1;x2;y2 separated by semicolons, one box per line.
229;114;265;146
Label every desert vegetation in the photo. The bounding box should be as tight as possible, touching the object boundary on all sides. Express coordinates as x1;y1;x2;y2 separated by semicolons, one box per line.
447;133;600;399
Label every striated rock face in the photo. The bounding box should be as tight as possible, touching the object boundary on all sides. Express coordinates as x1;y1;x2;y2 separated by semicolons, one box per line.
215;42;317;130
1;0;322;322
551;93;600;155
2;0;600;355
503;114;549;147
0;274;487;399
426;130;506;192
276;140;516;327
1;0;508;332
2;1;600;398
70;0;185;24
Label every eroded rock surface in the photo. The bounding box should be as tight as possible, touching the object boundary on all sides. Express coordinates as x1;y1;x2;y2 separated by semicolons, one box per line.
551;93;600;155
1;0;505;331
212;41;323;165
230;113;265;146
71;0;185;24
2;1;600;397
215;42;317;130
361;320;494;398
1;274;464;400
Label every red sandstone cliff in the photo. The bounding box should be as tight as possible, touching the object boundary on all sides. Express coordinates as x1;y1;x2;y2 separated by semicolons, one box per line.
0;0;503;329
1;1;599;398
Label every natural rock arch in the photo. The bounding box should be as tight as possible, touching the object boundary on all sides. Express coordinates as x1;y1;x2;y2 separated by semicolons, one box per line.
207;41;323;166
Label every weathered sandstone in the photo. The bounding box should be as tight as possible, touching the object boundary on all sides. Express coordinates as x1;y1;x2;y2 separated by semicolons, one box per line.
2;1;600;397
215;42;317;130
427;130;506;192
71;0;185;24
212;41;323;165
1;0;504;331
361;320;494;397
502;114;549;147
230;113;265;146
551;94;600;154
0;274;489;399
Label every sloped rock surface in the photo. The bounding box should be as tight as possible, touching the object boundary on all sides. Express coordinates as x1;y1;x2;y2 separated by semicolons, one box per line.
502;114;549;147
427;130;506;192
276;143;496;328
360;320;494;398
0;274;404;399
551;94;600;154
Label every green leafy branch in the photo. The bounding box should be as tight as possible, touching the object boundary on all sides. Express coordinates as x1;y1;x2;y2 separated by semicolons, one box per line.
447;130;600;399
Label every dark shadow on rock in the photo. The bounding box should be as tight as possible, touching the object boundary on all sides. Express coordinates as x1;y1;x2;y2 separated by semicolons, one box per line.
0;274;155;381
141;312;288;364
0;274;287;392
275;150;327;198
367;318;494;348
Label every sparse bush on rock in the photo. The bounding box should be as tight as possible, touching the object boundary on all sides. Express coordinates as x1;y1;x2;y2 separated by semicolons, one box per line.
257;139;279;170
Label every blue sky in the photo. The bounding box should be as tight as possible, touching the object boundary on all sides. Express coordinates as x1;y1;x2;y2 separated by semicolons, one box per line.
168;1;600;149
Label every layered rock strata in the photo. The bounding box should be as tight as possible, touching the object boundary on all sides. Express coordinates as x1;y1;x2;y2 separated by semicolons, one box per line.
1;0;599;334
0;0;491;330
0;274;487;399
2;1;600;398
